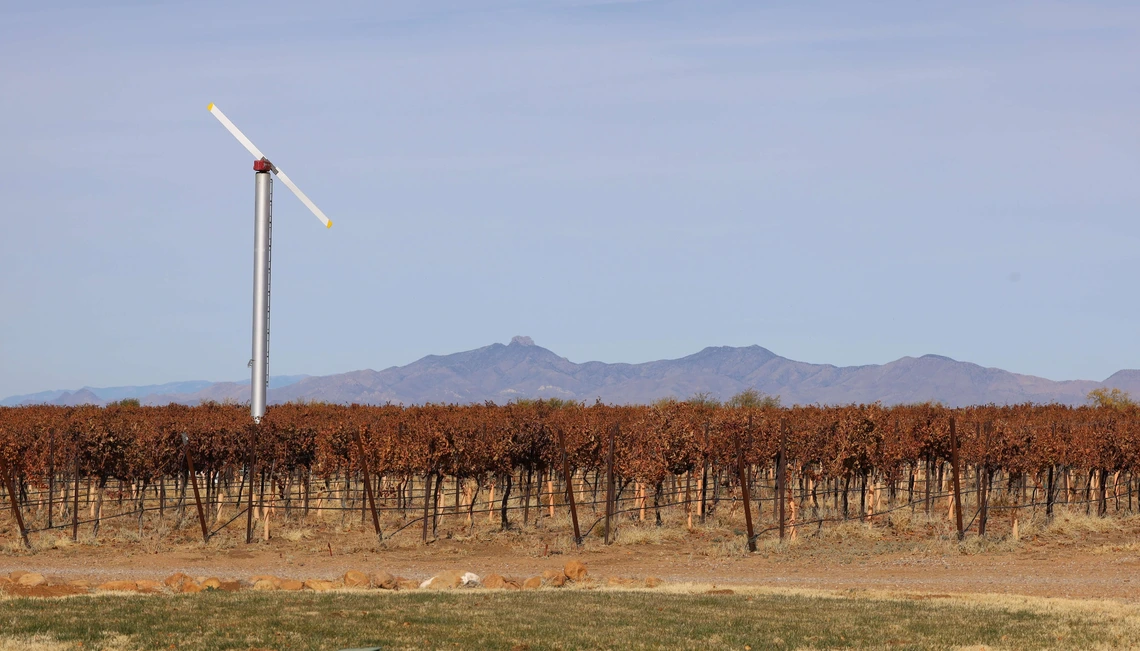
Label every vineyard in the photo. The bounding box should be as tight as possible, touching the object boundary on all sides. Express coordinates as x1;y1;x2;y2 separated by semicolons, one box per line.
1;400;1138;551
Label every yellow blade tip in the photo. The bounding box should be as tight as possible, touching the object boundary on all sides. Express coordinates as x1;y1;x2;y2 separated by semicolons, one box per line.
326;219;333;229
206;102;214;111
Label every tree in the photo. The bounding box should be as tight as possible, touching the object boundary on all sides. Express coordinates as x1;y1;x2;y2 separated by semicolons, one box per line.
108;398;141;408
727;388;780;408
1087;387;1136;409
686;392;721;407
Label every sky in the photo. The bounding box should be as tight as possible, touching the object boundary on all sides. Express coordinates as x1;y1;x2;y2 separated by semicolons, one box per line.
1;1;1139;398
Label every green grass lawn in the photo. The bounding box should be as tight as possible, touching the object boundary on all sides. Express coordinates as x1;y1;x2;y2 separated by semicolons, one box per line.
0;589;1134;650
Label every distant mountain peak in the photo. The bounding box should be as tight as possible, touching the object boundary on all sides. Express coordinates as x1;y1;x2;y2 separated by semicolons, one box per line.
919;354;957;362
54;388;102;406
510;335;536;347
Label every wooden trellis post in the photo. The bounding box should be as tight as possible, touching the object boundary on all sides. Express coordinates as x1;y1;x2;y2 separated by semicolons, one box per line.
978;421;991;536
422;472;434;542
556;428;581;546
736;416;756;552
182;433;210;544
354;429;383;541
777;418;788;541
72;435;80;542
245;428;257;544
0;456;30;549
604;423;616;545
47;428;55;530
949;417;964;541
699;421;709;523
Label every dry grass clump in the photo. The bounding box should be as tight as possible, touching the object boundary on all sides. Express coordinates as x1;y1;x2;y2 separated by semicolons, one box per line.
280;527;313;543
0;634;74;651
611;522;685;546
1044;508;1136;537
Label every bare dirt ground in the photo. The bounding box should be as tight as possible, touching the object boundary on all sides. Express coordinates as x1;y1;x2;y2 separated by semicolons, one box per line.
3;506;1139;600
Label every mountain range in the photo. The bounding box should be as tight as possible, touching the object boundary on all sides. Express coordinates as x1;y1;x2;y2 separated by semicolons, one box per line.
0;376;308;407
5;337;1137;408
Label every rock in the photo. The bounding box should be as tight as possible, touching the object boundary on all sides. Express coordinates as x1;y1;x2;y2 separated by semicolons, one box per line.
279;579;304;591
396;578;420;591
218;580;243;593
344;570;369;588
135;580;164;594
522;576;543;590
482;573;509;590
201;577;222;590
16;573;46;587
304;579;335;592
645;576;663;588
8;584;88;598
180;581;204;594
564;560;588;582
422;570;465;590
250;574;281;587
42;585;89;597
97;580;138;592
252;579;278;591
163;573;191;590
541;570;566;588
370;571;397;590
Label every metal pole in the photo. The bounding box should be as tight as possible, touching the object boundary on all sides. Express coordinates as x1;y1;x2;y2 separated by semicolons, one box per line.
251;166;272;423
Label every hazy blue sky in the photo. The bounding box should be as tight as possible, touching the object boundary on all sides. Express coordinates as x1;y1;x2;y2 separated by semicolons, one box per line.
2;1;1138;398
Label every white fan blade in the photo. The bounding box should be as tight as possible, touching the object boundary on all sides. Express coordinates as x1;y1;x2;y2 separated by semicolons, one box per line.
207;103;266;161
207;102;333;229
273;167;333;229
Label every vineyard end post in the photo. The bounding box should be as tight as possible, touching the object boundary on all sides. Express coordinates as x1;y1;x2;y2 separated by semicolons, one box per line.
0;456;31;549
604;423;616;545
949;417;964;541
72;440;80;542
246;429;257;545
556;428;581;546
421;472;433;543
47;428;55;530
736;421;756;553
181;433;210;545
354;430;383;542
700;421;709;523
1046;463;1055;520
778;418;787;542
